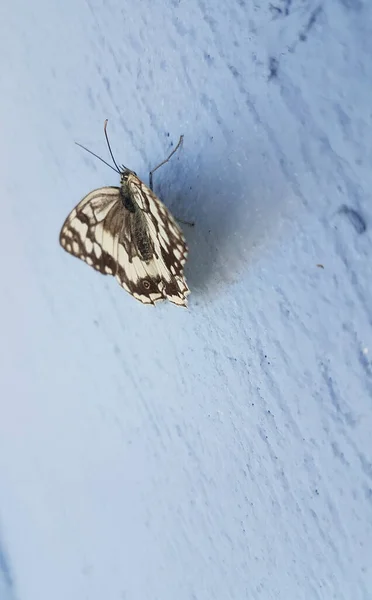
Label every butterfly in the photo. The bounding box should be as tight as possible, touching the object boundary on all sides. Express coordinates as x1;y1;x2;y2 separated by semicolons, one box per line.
60;121;190;307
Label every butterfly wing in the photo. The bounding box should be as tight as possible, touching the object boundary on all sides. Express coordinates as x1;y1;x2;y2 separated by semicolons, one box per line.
59;187;121;276
126;174;190;305
60;184;189;306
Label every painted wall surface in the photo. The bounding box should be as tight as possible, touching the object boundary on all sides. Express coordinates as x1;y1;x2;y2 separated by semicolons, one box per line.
1;1;371;598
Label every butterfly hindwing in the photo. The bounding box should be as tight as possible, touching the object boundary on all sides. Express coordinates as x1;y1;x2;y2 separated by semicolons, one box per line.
126;174;190;305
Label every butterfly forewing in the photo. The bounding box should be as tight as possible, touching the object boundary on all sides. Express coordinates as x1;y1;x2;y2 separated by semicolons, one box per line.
59;187;120;275
60;173;189;306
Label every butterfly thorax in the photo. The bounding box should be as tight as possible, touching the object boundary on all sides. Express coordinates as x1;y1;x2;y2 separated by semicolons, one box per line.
120;169;138;213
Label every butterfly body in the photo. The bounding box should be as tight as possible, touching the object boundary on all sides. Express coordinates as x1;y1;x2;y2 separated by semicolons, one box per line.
60;168;189;306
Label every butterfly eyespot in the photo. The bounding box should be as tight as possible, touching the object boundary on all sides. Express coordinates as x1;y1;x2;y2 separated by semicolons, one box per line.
143;280;151;290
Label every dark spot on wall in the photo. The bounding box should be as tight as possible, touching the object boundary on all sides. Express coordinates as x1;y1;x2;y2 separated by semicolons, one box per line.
299;6;322;42
268;57;279;80
203;52;214;66
338;205;367;234
269;4;283;17
228;64;239;78
283;0;292;15
270;0;292;17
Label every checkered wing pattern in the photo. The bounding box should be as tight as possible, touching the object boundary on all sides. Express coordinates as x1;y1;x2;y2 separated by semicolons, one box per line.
60;178;189;306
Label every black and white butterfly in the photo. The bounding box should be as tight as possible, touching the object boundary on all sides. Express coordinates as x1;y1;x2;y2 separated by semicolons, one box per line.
60;121;190;307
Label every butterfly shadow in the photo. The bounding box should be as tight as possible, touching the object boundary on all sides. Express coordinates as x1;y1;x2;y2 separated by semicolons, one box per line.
153;135;291;304
158;147;284;298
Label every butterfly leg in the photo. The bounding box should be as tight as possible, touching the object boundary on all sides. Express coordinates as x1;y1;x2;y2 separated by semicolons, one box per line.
149;135;184;191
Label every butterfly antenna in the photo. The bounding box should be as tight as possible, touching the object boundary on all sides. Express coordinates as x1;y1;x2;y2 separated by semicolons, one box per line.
104;119;122;173
75;142;120;174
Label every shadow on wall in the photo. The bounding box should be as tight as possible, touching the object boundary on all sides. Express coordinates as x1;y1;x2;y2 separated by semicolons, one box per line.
0;533;16;600
156;131;293;301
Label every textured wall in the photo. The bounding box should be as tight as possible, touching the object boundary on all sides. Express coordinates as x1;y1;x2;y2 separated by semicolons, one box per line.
1;0;371;598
